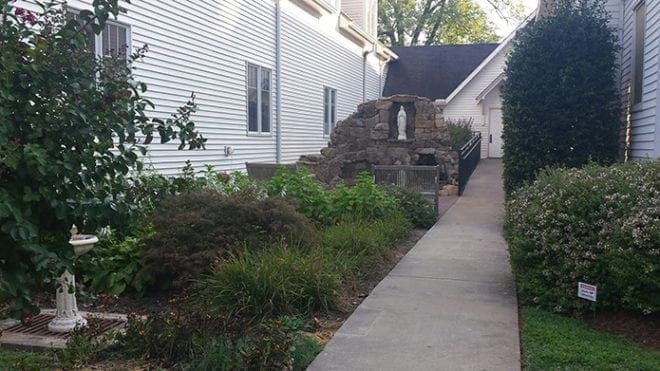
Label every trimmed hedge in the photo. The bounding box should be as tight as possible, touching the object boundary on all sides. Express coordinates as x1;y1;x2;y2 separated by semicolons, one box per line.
504;161;659;315
501;0;620;194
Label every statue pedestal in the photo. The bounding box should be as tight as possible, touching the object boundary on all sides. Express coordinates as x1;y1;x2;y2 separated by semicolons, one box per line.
47;271;87;333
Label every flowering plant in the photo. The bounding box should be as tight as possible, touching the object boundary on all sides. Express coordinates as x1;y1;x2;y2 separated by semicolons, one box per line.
505;161;659;315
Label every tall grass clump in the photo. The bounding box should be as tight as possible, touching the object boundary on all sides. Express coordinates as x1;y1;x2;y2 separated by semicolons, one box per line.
194;244;339;320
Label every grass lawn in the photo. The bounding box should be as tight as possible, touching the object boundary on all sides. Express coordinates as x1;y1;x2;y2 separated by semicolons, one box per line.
521;307;660;370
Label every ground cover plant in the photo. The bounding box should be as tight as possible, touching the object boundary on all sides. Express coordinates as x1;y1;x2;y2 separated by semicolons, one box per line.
505;161;659;315
521;307;660;370
501;0;620;194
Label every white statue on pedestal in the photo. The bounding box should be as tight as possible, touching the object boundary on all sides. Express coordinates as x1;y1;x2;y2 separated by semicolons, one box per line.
48;270;87;332
48;225;98;333
397;106;407;140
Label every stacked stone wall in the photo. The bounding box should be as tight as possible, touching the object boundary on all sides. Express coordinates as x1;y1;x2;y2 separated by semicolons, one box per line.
298;95;459;186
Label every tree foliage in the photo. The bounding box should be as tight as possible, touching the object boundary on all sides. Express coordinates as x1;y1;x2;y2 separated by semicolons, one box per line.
501;0;621;195
0;0;205;317
378;0;524;46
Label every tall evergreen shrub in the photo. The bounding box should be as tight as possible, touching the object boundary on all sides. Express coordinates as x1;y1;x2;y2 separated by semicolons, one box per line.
501;0;621;194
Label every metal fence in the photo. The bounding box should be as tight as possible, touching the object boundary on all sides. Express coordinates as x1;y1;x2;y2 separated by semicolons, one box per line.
373;165;440;212
245;162;297;184
458;132;481;195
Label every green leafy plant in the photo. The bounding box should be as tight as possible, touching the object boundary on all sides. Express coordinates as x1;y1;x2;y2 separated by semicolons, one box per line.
77;226;154;296
292;335;322;371
0;1;205;317
137;189;315;290
188;335;247;371
57;318;114;369
119;307;226;367
329;172;398;222
505;161;659;315
243;316;307;370
501;0;620;194
383;186;436;228
446;118;474;150
264;167;332;224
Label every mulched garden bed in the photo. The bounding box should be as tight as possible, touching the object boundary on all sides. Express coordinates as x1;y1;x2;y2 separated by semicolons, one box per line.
312;228;427;345
584;311;660;351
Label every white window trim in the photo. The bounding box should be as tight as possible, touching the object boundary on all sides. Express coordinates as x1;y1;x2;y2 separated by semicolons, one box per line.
323;86;337;137
246;63;272;136
67;7;132;59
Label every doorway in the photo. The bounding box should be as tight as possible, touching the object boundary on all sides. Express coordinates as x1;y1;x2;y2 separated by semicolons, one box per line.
488;108;503;158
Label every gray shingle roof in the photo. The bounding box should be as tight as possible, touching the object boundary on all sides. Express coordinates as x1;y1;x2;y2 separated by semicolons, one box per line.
383;43;499;100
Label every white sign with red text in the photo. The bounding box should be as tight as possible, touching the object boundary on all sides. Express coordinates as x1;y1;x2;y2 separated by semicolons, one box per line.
578;282;597;302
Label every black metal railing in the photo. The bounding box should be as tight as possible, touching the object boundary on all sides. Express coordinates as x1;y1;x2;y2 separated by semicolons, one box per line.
373;165;440;213
458;132;481;195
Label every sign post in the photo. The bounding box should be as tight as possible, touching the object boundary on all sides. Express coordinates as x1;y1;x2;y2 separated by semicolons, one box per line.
577;282;597;318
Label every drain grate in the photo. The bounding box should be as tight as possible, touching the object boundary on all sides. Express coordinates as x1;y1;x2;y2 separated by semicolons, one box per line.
4;314;125;339
0;311;127;349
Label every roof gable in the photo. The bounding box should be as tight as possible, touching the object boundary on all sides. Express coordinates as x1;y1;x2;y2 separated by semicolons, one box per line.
382;43;498;100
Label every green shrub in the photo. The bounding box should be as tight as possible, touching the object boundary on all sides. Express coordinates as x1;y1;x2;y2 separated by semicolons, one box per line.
194;245;339;320
446;118;474;150
119;307;225;367
501;0;620;195
383;186;437;228
137;189;315;290
292;335;322;371
188;336;245;371
77;226;152;296
0;0;204;318
505;161;659;315
329;172;399;222
264;168;332;224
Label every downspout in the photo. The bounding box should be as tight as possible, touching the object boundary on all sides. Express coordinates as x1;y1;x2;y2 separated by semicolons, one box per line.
275;0;282;163
362;51;367;102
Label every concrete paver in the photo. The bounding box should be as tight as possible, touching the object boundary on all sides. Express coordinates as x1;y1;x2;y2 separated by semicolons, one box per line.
308;160;520;371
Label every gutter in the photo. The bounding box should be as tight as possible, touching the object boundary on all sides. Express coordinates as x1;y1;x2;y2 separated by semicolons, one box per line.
275;0;282;163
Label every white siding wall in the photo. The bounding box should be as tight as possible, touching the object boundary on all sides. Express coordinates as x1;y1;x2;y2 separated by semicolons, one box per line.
18;0;385;174
341;0;378;37
443;47;509;158
279;3;380;163
60;0;278;175
365;54;383;101
610;0;659;158
341;0;365;31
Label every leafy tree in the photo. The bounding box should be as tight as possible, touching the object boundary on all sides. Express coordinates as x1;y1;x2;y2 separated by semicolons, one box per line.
501;0;621;195
378;0;524;46
0;1;205;317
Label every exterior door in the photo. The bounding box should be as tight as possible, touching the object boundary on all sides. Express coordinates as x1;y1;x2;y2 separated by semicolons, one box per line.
488;108;504;158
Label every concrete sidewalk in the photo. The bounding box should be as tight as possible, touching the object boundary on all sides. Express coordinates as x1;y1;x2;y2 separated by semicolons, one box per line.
309;160;520;371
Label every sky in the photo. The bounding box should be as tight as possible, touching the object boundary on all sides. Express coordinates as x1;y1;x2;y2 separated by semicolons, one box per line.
477;0;539;37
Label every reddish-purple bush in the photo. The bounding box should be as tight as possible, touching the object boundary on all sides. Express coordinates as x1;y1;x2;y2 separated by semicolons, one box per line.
137;189;315;290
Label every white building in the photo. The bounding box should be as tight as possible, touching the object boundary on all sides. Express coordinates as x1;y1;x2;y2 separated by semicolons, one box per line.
605;0;659;159
21;0;396;174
